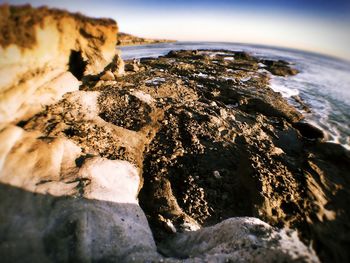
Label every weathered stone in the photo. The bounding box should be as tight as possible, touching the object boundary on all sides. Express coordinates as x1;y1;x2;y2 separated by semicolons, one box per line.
0;4;118;123
125;63;140;72
100;70;115;81
293;122;324;140
160;218;319;263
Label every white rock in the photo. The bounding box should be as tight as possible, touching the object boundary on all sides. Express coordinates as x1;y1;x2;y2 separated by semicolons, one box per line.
80;157;140;204
213;170;222;179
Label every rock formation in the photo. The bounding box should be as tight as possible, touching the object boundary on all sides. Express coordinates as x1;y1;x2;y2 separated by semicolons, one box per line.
0;4;118;123
1;4;349;263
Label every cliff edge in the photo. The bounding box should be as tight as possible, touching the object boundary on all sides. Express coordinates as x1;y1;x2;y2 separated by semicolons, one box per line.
0;4;118;123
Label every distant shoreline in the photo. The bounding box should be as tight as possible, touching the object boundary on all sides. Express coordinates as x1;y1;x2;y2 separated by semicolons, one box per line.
117;32;176;46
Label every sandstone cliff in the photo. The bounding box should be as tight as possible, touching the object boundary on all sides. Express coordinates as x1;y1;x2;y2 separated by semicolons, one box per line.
0;4;118;124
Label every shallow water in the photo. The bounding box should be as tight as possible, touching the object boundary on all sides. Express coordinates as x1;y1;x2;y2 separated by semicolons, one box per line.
120;42;350;149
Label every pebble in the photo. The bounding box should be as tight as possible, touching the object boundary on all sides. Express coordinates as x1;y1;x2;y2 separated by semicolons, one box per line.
213;170;221;179
220;109;228;118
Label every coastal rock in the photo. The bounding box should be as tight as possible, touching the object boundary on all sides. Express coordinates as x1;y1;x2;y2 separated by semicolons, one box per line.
122;50;349;263
0;4;118;123
0;130;158;262
125;62;140;72
293;121;324;140
160;217;319;263
111;50;125;76
0;5;348;263
100;70;115;81
262;59;299;76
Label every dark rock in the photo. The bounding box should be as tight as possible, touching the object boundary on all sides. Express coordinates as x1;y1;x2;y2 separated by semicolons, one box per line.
262;59;299;76
125;63;139;72
234;51;253;60
292;95;311;113
293;122;324;140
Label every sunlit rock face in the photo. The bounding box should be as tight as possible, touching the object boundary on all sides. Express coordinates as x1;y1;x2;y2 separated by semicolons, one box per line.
0;4;118;123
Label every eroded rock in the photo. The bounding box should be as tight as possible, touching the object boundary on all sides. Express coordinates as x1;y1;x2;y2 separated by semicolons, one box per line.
0;6;348;263
160;217;319;263
0;4;118;123
100;70;115;81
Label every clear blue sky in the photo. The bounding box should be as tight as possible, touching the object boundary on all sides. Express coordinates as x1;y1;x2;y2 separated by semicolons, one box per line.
3;0;350;59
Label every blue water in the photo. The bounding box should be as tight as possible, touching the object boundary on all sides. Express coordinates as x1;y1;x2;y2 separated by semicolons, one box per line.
120;42;350;149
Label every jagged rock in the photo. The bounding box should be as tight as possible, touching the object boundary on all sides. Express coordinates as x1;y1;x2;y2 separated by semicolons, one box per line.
293;122;324;140
263;59;299;76
160;217;320;263
125;62;140;72
292;95;312;113
100;70;115;81
111;50;125;77
0;5;348;263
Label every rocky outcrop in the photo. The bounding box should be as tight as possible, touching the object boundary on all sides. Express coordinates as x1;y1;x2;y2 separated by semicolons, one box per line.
0;4;119;123
2;5;348;263
107;50;346;263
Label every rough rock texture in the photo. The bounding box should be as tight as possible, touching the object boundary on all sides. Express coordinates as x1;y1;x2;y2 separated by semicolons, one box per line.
160;217;319;263
0;4;119;123
0;138;158;262
0;5;347;263
82;50;346;263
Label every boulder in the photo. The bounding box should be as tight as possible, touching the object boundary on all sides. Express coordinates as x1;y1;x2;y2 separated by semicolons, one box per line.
293;122;324;140
111;50;125;77
160;217;319;263
125;62;140;72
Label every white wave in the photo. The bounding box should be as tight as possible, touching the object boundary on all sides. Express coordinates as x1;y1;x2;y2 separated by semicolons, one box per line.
270;78;299;98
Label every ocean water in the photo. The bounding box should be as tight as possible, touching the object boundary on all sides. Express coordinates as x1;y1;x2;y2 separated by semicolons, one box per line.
120;42;350;149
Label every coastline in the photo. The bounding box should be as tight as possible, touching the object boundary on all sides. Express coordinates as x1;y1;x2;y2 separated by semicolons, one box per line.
1;5;349;263
117;32;176;46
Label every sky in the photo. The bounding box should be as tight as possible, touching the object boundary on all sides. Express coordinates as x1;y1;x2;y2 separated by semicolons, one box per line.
3;0;350;60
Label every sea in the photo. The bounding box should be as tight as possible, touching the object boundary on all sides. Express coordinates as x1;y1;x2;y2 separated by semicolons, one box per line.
120;42;350;150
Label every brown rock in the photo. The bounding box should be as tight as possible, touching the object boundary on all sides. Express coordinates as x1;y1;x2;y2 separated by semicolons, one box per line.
100;70;115;81
125;63;140;72
0;4;118;124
